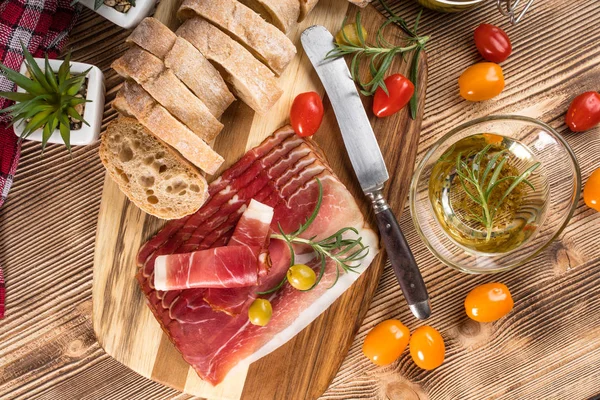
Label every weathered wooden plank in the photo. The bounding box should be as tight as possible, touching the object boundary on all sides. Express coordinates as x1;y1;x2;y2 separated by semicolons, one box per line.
1;0;600;399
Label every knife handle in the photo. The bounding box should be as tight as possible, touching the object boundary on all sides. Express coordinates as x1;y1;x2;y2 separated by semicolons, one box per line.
368;190;431;320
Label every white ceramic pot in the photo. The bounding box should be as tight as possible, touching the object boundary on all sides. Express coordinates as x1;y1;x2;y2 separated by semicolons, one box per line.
78;0;156;29
14;58;105;146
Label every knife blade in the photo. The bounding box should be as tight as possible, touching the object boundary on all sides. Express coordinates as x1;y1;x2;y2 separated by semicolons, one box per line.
301;25;431;320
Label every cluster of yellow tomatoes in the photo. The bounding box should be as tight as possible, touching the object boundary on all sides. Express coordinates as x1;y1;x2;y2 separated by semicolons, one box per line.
363;282;513;369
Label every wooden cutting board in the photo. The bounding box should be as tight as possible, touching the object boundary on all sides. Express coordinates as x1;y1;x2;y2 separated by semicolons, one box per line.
91;0;427;399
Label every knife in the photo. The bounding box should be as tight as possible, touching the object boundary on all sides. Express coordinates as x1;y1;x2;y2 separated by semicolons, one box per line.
301;25;431;320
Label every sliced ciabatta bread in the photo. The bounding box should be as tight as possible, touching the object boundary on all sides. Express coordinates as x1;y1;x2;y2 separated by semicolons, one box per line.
299;0;319;21
100;117;209;220
113;81;224;175
112;47;223;142
237;0;299;33
164;38;235;118
348;0;371;6
177;18;283;115
126;17;177;59
178;0;296;76
112;46;164;82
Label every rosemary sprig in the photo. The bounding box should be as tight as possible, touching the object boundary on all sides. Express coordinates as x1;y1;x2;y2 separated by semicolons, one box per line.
455;144;540;241
258;179;370;294
325;0;429;119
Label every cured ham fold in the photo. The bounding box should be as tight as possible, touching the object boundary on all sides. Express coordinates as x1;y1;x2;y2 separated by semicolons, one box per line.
154;199;274;292
137;126;379;386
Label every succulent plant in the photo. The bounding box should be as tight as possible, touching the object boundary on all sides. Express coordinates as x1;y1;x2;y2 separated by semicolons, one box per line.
0;43;90;152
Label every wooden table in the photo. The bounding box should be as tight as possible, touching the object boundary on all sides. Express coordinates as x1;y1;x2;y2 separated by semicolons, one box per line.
1;0;600;399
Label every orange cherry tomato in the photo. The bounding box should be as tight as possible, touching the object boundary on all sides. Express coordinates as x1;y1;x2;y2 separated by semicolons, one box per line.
362;319;410;366
290;92;324;137
458;62;505;101
584;168;600;212
465;282;514;323
409;326;445;370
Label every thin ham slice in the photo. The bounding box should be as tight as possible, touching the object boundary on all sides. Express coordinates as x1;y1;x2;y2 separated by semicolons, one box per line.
137;126;379;385
154;246;261;291
203;199;274;314
153;200;274;292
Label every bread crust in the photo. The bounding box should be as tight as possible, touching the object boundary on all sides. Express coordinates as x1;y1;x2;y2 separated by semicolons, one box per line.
177;18;283;115
178;0;296;76
99;117;209;219
126;17;177;59
299;0;319;21
237;0;299;33
112;47;223;142
113;81;224;175
164;38;235;118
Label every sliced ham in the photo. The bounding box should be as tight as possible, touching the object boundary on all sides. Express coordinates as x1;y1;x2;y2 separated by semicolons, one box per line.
154;199;274;292
154;246;261;291
203;199;274;315
136;126;379;385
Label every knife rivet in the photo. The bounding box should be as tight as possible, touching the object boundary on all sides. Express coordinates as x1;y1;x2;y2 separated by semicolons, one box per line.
386;223;391;229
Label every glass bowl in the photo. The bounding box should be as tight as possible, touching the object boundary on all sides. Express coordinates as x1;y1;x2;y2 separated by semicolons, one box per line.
410;115;581;274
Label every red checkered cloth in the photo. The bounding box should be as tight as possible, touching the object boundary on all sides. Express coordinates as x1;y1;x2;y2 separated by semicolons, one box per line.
0;0;80;319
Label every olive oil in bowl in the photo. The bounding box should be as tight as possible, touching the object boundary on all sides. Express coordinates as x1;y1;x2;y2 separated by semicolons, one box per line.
429;134;548;254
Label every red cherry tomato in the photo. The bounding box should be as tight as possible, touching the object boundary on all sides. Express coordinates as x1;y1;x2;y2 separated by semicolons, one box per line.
372;74;415;118
565;91;600;132
474;24;512;63
290;92;324;137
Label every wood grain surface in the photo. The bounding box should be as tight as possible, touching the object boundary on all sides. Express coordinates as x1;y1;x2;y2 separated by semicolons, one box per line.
92;0;427;398
1;0;600;399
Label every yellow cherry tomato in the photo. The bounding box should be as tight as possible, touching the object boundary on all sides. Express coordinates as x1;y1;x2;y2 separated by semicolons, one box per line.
409;326;445;370
465;282;514;323
458;62;505;101
248;298;272;326
584;168;600;212
362;319;410;366
335;23;367;47
287;264;316;291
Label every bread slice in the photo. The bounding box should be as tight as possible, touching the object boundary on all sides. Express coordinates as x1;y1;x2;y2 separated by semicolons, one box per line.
177;18;283;115
113;81;224;175
237;0;299;33
100;117;209;219
348;0;371;6
112;46;164;82
112;47;223;142
164;38;235;118
299;0;319;21
126;17;177;59
238;0;300;33
178;0;296;76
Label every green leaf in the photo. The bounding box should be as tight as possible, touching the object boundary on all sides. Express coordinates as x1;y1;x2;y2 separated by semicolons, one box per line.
57;51;72;84
0;64;45;95
44;55;59;91
481;149;507;185
487;156;508;191
409;45;422;120
20;42;53;92
59;122;72;154
0;91;36;102
21;109;53;137
492;162;541;214
413;9;423;33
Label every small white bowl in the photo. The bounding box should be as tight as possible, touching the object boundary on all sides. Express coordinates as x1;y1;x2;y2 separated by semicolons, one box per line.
14;58;105;147
78;0;156;29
